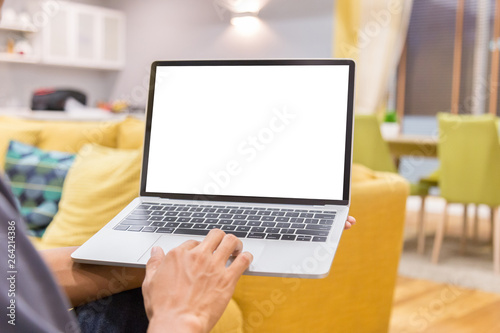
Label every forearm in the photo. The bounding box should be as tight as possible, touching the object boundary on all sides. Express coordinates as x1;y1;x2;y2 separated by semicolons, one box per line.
148;314;203;333
40;246;145;307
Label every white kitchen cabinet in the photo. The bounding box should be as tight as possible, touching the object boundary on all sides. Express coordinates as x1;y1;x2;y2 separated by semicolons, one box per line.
42;1;125;70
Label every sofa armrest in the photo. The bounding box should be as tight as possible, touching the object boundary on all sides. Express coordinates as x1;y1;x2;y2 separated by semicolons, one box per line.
232;170;409;333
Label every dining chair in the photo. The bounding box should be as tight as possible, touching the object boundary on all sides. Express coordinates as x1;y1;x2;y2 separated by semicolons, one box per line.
353;114;437;253
431;113;500;274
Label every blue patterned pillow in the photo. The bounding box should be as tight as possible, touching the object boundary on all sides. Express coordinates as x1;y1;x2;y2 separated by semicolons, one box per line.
4;140;76;237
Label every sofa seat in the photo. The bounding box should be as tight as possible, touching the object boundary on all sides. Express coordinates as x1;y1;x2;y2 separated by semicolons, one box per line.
0;116;409;332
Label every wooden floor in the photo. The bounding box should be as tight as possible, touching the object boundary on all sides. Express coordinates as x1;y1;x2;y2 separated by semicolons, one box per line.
389;276;500;332
389;204;500;332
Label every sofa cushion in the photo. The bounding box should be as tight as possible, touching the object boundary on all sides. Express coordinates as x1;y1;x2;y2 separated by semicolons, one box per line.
40;144;141;248
117;117;145;149
4;141;76;236
0;120;41;171
37;120;120;153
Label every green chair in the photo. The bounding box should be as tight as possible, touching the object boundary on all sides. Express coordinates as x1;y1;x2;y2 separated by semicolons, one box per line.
353;115;436;253
431;113;500;274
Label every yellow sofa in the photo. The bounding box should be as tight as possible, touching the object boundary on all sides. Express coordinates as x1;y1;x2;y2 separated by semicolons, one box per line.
0;115;409;333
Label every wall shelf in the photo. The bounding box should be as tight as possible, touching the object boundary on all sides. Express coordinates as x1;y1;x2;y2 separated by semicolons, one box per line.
0;23;37;33
0;52;40;63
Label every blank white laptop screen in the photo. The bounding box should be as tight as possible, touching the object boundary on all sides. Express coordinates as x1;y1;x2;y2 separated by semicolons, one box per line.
145;64;350;201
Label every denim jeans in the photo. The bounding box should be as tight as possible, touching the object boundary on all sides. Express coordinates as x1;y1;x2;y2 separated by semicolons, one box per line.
75;288;149;333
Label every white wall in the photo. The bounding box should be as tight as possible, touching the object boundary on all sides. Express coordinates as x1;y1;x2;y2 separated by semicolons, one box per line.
0;0;333;108
105;0;334;107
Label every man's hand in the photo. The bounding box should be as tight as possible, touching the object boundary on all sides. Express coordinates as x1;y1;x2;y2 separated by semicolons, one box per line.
142;229;253;333
345;216;356;230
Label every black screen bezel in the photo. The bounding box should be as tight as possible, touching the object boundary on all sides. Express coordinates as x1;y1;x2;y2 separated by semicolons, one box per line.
140;59;355;206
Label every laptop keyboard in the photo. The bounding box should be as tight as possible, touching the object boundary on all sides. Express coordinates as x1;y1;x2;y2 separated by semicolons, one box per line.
114;203;336;242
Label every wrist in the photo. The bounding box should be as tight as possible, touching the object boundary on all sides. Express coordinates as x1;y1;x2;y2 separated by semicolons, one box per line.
148;313;204;333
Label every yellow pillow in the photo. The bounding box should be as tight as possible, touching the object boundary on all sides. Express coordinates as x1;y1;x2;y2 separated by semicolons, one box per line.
40;144;141;247
0;122;41;171
351;163;377;183
37;120;120;153
117;117;145;149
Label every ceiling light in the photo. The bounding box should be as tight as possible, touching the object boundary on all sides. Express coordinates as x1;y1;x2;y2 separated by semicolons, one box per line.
230;12;261;35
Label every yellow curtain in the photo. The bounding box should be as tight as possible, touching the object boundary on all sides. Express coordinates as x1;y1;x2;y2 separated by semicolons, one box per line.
333;0;413;117
333;0;361;61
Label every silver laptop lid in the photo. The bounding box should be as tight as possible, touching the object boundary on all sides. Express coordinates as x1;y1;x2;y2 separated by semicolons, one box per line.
140;59;355;206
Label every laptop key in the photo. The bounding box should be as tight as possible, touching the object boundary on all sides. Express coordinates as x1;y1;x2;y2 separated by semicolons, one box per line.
229;209;244;214
270;211;285;216
163;217;177;222
280;228;294;234
319;219;334;225
150;206;163;210
290;217;305;223
261;222;276;227
166;222;180;228
251;227;265;233
236;226;251;232
174;228;210;236
296;235;312;241
247;221;262;227
222;225;237;231
306;224;331;231
219;219;232;225
285;212;300;217
165;211;179;216
314;213;336;219
265;228;280;234
232;220;247;226
217;208;230;213
178;218;191;223
179;222;193;228
247;215;261;221
220;214;233;219
114;225;129;231
281;235;296;241
312;236;327;242
178;212;192;217
248;232;266;239
205;218;218;224
261;216;275;222
142;227;157;233
157;227;175;233
266;233;281;240
234;214;247;219
276;217;290;222
191;218;205;223
224;231;248;238
300;213;314;218
193;224;207;229
151;222;165;227
296;230;329;237
304;218;319;224
206;213;219;218
126;215;150;220
128;226;143;232
121;220;151;225
258;210;271;216
291;223;306;229
149;216;164;221
151;211;165;216
276;222;291;228
192;213;206;218
206;224;219;230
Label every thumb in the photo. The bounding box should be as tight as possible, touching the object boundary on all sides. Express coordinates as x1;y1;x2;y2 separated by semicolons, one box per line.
145;246;165;278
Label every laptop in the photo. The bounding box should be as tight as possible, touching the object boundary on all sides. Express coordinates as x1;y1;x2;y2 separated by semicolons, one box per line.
71;59;355;278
